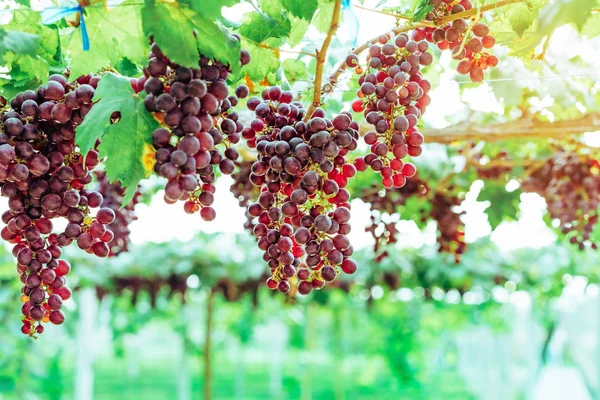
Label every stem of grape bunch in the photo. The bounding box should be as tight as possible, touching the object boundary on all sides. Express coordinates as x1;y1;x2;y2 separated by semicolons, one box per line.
303;0;343;121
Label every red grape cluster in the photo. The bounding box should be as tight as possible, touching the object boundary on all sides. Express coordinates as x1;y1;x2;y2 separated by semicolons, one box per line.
94;171;141;256
522;150;600;250
0;73;117;336
244;87;359;295
413;0;497;82
473;150;511;180
429;189;466;262
230;160;261;232
362;176;430;261
346;32;431;189
140;41;250;222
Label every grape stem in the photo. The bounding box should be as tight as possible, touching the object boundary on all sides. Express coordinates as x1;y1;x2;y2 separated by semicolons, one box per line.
352;4;412;21
303;0;343;121
326;0;527;89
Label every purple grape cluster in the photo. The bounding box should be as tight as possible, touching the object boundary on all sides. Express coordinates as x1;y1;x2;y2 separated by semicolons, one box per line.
243;87;359;295
94;171;141;256
0;73;117;336
140;41;250;221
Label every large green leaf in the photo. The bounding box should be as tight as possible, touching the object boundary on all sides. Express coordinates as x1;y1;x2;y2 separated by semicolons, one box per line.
534;0;597;39
412;0;434;23
505;0;545;37
477;181;520;230
240;39;281;81
4;10;59;62
179;0;238;19
142;2;241;72
75;73;159;204
64;4;147;78
0;28;38;64
239;11;292;43
259;0;285;19
281;0;318;20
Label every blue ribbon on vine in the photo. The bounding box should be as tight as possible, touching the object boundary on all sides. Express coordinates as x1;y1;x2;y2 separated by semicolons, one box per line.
341;0;359;47
42;3;90;51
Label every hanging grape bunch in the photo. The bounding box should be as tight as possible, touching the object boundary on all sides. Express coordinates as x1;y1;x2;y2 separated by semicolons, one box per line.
429;188;466;262
141;39;251;222
94;171;141;256
362;175;430;261
522;150;600;250
0;73;117;336
412;0;497;82
244;87;359;295
230;160;261;232
346;32;431;189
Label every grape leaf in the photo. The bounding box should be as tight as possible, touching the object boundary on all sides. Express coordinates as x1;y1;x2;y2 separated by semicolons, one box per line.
288;16;310;47
14;0;30;6
582;14;600;38
282;59;309;81
239;11;292;43
312;2;336;33
281;0;319;20
535;0;597;39
0;28;38;63
477;181;520;230
4;10;57;62
260;0;285;19
239;39;281;81
505;0;545;37
412;0;434;23
179;0;238;19
76;73;159;204
64;4;147;79
142;2;241;73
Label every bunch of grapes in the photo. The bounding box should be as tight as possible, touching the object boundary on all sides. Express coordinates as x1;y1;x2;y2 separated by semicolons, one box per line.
230;160;261;232
413;0;497;82
346;32;431;189
243;86;359;295
0;73;117;336
473;150;511;179
362;176;430;261
522;150;600;250
94;171;141;256
429;189;466;262
139;40;250;222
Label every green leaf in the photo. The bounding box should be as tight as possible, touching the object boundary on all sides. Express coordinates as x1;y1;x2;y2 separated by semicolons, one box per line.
142;2;241;73
240;39;281;81
582;13;600;38
179;0;238;19
76;73;159;203
64;4;147;79
4;10;58;62
0;28;38;63
281;0;318;20
14;0;31;6
535;0;597;39
505;0;545;37
282;58;308;81
288;16;310;47
477;181;520;230
239;11;292;43
412;0;434;23
312;2;336;33
259;0;285;19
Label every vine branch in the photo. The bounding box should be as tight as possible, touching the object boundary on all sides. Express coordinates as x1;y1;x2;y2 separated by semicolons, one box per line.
352;4;411;21
421;112;600;144
303;0;343;121
326;0;526;89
